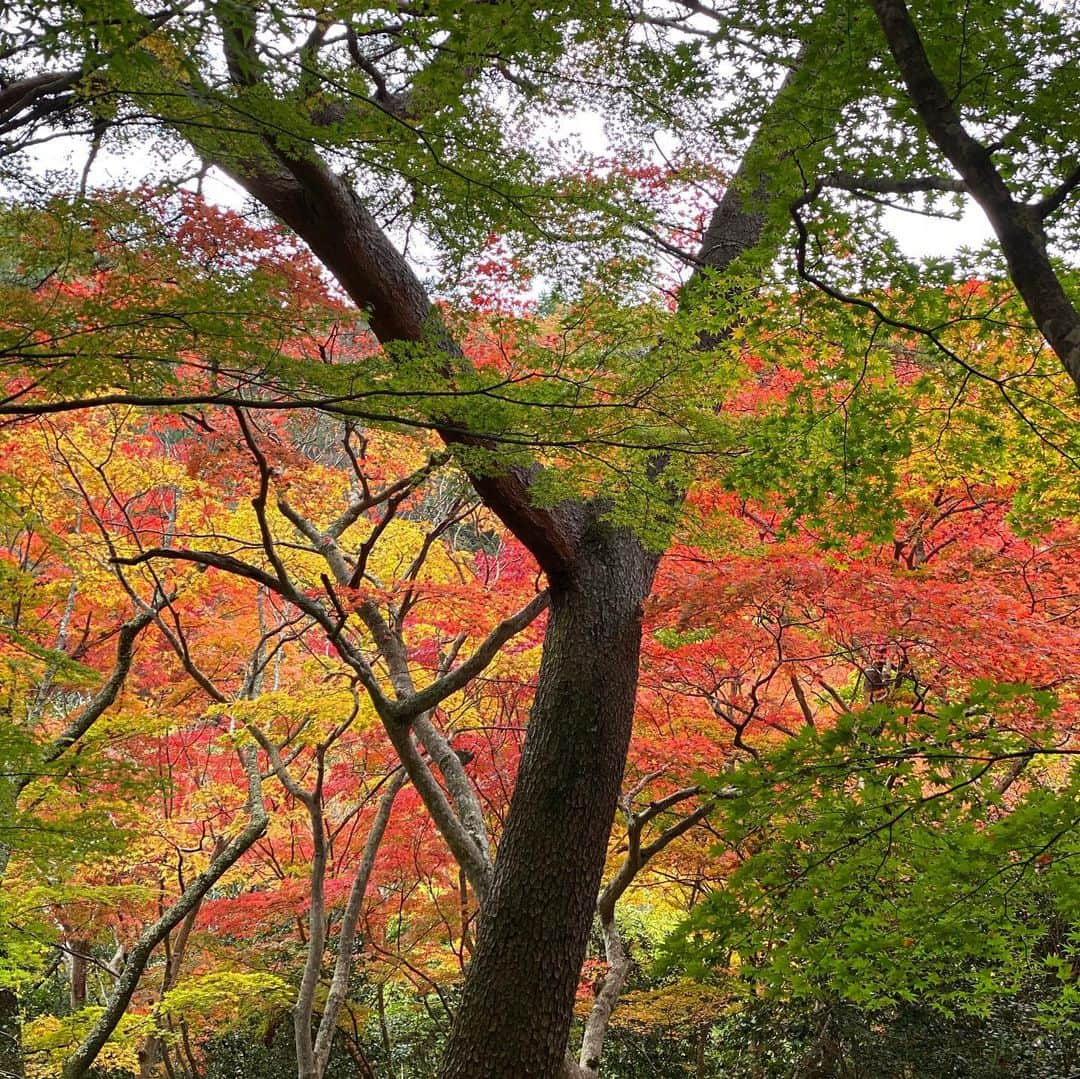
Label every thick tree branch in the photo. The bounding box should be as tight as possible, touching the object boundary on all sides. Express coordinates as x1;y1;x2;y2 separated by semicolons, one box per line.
0;70;81;122
221;153;588;576
819;170;967;196
355;599;495;880
870;0;1080;391
577;912;629;1076
597;787;717;922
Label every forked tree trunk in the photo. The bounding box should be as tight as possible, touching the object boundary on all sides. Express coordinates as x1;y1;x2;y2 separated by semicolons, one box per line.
439;522;658;1078
214;51;798;1076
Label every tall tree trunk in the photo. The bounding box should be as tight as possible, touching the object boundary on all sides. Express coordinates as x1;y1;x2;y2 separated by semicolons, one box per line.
210;41;803;1079
439;523;658;1078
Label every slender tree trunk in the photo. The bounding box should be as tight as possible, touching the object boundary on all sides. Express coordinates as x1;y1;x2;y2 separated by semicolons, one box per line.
578;916;630;1074
439;522;658;1078
68;940;90;1011
376;983;392;1064
311;768;407;1079
138;881;214;1079
63;750;267;1079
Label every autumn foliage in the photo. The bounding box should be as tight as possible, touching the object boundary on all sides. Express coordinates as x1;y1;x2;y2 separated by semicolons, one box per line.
1;197;1078;1077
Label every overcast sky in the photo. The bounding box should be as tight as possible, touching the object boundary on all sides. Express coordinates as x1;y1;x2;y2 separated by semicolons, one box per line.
33;117;995;269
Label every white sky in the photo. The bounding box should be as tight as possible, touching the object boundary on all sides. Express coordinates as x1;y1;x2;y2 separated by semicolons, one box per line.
882;204;994;259
43;122;996;267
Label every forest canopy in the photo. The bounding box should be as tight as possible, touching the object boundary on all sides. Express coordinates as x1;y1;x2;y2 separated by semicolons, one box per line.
0;2;1078;1077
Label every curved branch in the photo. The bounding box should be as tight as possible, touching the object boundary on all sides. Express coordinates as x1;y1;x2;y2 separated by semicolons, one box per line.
870;0;1080;391
313;768;408;1076
395;592;549;719
22;602;165;791
63;749;267;1079
1036;160;1080;221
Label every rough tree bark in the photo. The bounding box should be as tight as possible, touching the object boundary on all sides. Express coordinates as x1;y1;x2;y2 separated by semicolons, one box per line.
68;940;90;1011
214;92;790;1072
440;522;659;1078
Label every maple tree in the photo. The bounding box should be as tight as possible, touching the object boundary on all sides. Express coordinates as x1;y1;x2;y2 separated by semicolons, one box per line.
2;213;1076;1078
0;1;1078;1076
0;385;538;1077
